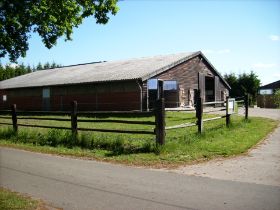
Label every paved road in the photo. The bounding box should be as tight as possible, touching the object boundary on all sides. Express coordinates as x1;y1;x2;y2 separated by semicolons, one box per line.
173;108;280;186
1;147;280;210
174;126;280;186
240;107;280;121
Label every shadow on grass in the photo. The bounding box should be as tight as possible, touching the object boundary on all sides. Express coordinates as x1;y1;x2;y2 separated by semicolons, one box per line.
104;146;157;157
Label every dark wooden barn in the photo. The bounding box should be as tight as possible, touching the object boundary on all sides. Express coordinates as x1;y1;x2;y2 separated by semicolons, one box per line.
257;80;280;108
0;51;230;111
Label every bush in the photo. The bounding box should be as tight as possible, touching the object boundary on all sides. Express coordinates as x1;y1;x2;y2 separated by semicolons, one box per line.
0;127;17;139
274;89;280;108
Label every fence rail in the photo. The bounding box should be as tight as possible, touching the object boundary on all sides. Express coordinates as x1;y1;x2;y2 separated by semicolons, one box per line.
0;90;249;145
165;122;197;130
77;119;155;125
203;101;225;105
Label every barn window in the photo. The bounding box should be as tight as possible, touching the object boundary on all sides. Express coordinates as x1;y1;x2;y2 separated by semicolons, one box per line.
147;79;158;90
3;95;7;101
42;88;50;98
259;89;273;95
164;80;178;90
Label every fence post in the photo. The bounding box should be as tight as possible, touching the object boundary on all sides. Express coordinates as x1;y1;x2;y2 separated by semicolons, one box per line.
155;98;165;145
11;104;18;133
244;94;249;120
226;97;230;127
196;93;203;134
71;101;78;137
157;80;164;100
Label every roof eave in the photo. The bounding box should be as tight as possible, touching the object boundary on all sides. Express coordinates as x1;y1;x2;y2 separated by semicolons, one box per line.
198;52;231;90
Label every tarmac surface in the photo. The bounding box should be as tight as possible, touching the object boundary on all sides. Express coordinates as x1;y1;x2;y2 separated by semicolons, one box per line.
1;147;280;210
172;108;280;186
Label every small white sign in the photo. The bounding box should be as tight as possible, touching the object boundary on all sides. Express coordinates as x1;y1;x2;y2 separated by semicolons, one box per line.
227;98;235;114
3;95;7;102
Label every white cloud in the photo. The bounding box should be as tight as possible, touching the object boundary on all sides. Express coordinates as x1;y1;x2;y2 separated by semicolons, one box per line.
3;63;19;69
202;49;231;54
269;35;279;41
9;63;19;68
252;63;277;68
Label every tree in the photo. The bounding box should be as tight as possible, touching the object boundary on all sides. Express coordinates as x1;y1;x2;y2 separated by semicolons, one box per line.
26;65;32;73
224;73;239;97
51;61;60;69
238;71;260;103
0;61;61;81
36;62;43;71
43;62;51;70
224;71;260;104
0;0;119;62
274;89;280;108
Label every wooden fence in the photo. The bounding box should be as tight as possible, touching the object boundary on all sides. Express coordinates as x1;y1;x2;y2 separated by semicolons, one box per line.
0;100;166;145
0;92;249;145
235;95;249;120
164;92;249;134
195;93;249;133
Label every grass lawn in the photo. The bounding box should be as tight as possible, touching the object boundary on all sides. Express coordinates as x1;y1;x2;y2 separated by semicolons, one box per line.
0;112;278;167
0;188;38;210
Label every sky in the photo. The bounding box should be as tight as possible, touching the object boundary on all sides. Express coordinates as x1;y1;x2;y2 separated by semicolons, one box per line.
2;0;280;85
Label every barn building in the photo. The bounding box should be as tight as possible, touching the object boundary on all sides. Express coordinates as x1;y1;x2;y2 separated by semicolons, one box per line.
257;80;280;108
0;51;230;111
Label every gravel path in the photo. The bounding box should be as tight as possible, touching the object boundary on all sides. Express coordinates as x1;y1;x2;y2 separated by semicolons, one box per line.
172;108;280;187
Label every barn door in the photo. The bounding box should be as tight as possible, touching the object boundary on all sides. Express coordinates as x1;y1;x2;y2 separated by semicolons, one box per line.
214;76;220;101
198;72;205;101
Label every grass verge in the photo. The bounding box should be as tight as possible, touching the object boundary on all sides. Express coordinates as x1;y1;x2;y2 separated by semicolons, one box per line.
0;112;278;168
0;188;38;210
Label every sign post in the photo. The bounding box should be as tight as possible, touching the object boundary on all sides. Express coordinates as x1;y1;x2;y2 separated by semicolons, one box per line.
226;98;235;127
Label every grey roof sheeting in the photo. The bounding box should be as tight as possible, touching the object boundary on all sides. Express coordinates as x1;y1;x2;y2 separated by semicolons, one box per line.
0;51;230;89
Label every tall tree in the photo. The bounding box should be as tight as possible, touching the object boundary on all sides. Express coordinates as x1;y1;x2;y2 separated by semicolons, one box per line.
0;61;61;81
26;65;32;73
51;61;60;69
43;62;51;70
0;0;119;62
36;62;43;71
224;73;239;97
238;71;260;103
224;71;260;104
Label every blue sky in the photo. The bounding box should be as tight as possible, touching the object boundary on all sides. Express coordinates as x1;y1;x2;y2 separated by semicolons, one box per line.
2;0;280;85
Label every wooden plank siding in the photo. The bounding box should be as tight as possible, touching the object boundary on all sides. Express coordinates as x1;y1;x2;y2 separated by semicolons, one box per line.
0;81;141;111
143;56;228;109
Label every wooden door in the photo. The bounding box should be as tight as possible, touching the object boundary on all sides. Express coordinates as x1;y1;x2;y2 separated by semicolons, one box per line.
215;76;220;101
198;72;205;101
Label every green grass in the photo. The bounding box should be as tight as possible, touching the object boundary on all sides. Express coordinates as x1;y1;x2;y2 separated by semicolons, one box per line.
0;188;38;210
0;112;278;167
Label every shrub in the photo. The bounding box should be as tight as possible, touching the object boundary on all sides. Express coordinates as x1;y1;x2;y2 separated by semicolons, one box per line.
0;127;17;139
274;89;280;108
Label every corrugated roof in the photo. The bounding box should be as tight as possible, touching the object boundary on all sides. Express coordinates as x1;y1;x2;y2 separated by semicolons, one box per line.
0;51;230;89
0;52;199;89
